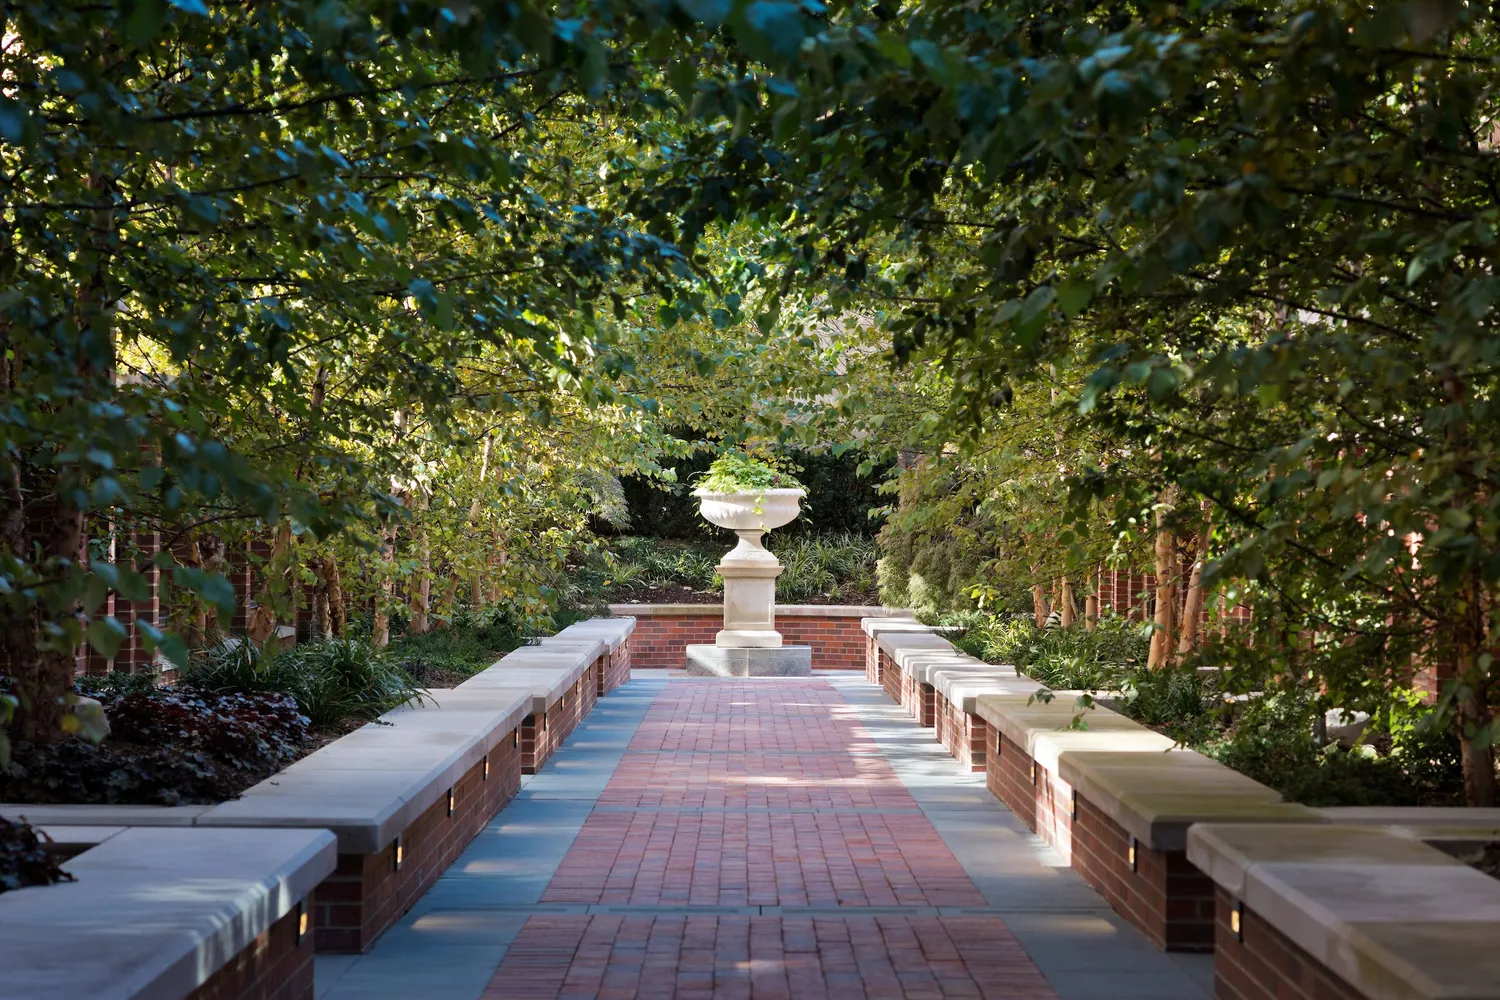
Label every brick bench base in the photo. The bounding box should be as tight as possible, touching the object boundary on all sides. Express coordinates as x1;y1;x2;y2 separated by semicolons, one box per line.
935;693;986;771
1070;795;1215;952
188;905;311;1000
522;675;589;774
984;727;1212;951
313;733;522;952
602;643;632;694
1212;889;1366;999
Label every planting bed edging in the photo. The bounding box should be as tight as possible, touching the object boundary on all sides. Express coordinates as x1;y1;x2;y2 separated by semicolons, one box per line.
460;643;600;773
0;826;334;1000
1188;822;1500;1000
858;616;936;684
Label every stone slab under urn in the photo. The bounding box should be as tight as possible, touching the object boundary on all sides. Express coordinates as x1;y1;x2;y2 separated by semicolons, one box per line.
685;644;813;677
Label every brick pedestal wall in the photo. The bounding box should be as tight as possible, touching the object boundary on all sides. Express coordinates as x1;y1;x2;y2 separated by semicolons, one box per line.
522;671;591;775
600;640;633;695
617;608;876;670
1212;889;1367;1000
880;650;902;702
935;693;987;771
1070;795;1216;952
865;636;881;684
985;728;1221;953
313;733;522;952
187;906;312;1000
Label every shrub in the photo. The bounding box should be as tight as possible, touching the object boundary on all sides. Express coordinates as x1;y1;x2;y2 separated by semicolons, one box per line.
0;817;72;894
385;605;529;686
0;688;310;806
184;637;421;728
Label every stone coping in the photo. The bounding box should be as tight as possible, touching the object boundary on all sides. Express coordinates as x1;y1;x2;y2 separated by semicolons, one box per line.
1187;822;1500;999
875;630;962;669
973;693;1143;752
931;669;1037;714
552;616;636;652
1058;749;1320;851
197;685;532;852
459;645;594;713
1319;806;1500;828
859;616;935;638
607;603;909;617
0;803;212;827
888;647;996;685
0;827;335;1000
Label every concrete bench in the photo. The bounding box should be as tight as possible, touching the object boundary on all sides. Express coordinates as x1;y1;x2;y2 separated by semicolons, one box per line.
1057;749;1321;952
196;685;532;952
973;693;1321;952
550;616;636;693
1188;822;1500;1000
874;631;970;721
929;669;1037;771
459;644;598;773
0;826;334;1000
860;616;936;685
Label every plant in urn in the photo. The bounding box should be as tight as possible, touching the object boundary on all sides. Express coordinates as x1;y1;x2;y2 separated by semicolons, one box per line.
685;452;813;676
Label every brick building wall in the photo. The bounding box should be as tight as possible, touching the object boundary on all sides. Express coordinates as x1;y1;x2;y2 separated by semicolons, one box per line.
610;606;892;670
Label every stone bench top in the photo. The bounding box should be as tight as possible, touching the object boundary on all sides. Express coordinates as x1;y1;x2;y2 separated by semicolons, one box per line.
973;693;1148;748
458;645;595;711
1058;749;1320;850
859;616;934;638
931;670;1037;713
0;803;212;827
533;635;608;662
0;826;335;1000
896;648;996;685
196;686;532;853
552;616;636;652
1187;822;1500;1000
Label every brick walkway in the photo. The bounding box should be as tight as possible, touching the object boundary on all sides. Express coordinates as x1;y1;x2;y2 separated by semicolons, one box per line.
315;674;1212;1000
482;681;1056;999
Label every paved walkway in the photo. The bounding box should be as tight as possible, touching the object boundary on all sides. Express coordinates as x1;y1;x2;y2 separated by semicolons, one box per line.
315;675;1212;1000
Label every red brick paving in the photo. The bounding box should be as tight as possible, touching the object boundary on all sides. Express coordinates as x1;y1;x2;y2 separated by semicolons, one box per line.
484;680;1057;999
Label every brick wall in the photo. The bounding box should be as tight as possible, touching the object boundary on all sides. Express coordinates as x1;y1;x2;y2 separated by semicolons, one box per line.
619;608;872;670
934;693;987;772
880;649;902;703
983;726;1213;951
1211;889;1367;1000
521;667;593;774
1069;795;1216;952
313;732;522;952
602;638;631;693
186;905;311;1000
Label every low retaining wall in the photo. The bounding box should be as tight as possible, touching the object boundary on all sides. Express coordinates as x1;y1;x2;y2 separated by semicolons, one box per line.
1189;822;1500;1000
611;604;904;670
0;827;334;1000
2;616;636;960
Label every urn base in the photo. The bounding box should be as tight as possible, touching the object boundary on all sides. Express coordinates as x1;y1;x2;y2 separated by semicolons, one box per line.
685;645;813;677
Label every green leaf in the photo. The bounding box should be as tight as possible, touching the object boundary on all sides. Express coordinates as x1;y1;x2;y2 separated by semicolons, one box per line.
1057;279;1092;319
86;617;128;659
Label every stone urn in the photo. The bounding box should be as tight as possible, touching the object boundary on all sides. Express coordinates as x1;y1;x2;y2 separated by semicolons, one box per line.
687;487;813;676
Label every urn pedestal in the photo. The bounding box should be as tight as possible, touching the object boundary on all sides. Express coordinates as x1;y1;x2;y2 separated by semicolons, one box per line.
686;488;812;677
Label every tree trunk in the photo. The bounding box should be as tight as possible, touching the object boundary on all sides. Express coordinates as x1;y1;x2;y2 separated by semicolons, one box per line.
1058;577;1076;627
1032;584;1049;628
468;435;492;608
1085;566;1100;631
1453;579;1497;807
247;522;291;643
410;529;431;635
1148;490;1179;669
373;522;397;650
323;555;346;636
1177;514;1211;657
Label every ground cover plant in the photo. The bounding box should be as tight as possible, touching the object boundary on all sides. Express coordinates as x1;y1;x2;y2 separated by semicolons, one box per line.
0;817;72;895
0;680;311;806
